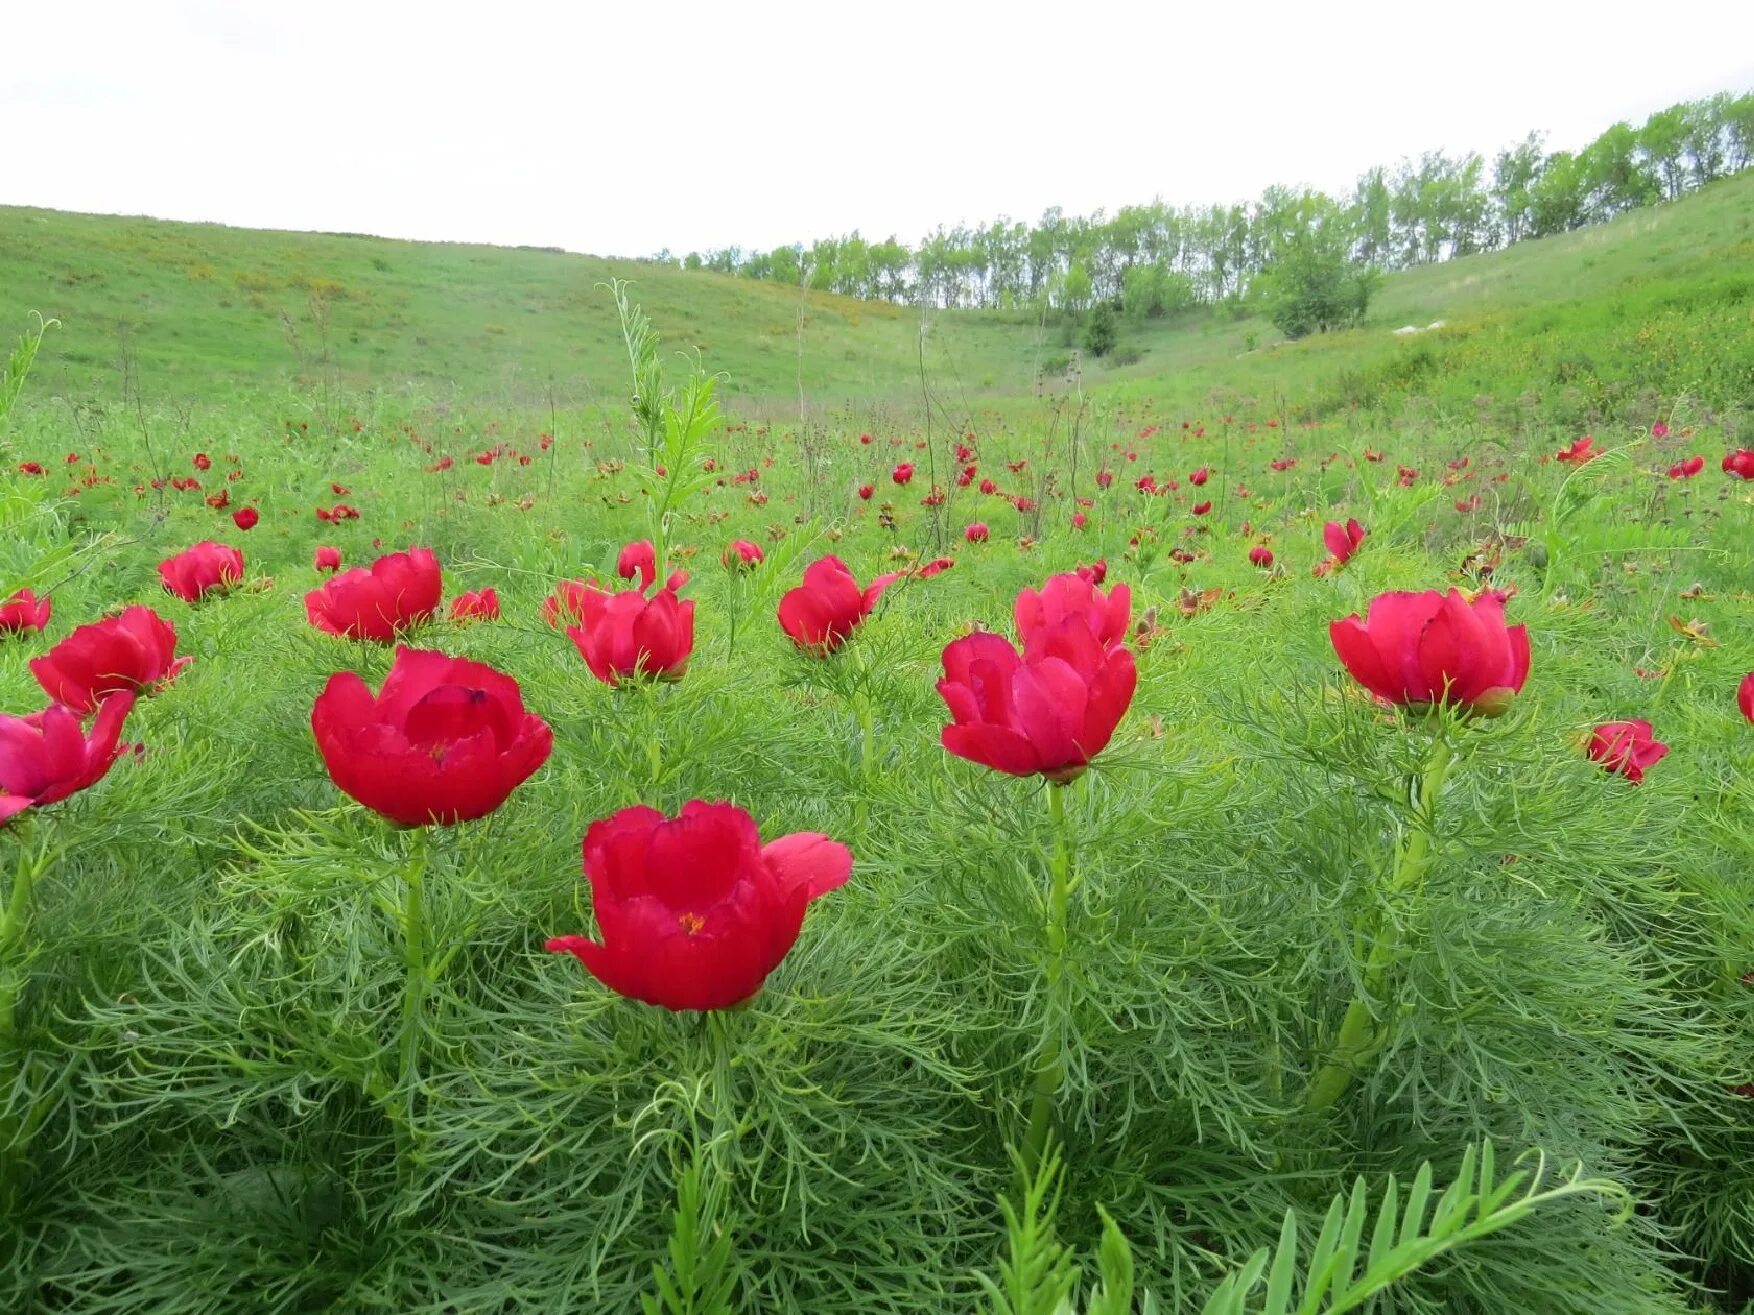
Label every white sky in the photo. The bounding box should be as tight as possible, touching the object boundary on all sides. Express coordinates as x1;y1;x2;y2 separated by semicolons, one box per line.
6;1;1752;258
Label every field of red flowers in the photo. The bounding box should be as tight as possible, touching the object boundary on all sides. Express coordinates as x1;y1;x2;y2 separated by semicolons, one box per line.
3;290;1754;1313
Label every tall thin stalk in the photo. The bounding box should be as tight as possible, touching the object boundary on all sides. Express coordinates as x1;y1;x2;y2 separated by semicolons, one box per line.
1021;779;1077;1176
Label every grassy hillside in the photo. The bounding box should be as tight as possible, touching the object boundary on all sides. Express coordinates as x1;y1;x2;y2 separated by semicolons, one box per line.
4;170;1752;431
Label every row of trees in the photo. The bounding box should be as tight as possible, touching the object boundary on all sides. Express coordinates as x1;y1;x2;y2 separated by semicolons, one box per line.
659;90;1753;320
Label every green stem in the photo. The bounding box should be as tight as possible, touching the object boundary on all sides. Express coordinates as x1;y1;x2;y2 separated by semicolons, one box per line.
1306;734;1454;1113
1021;779;1076;1177
0;838;51;1214
394;829;431;1190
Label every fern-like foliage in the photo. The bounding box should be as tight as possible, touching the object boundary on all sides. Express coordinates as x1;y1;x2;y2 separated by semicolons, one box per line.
641;1143;741;1315
1;311;55;435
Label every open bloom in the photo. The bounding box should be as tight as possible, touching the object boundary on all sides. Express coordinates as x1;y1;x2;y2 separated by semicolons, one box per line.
1725;450;1754;479
777;556;898;654
546;801;851;1011
1586;720;1668;784
1014;572;1130;651
938;617;1136;783
0;693;136;827
1;589;51;636
31;606;192;714
1330;589;1530;716
304;547;443;642
892;462;914;485
965;522;989;544
567;587;694;685
310;646;552;826
1737;672;1753;724
1667;456;1705;479
1322;519;1367;569
314;546;342;574
1556;436;1596;464
158;541;244;602
449;588;500;622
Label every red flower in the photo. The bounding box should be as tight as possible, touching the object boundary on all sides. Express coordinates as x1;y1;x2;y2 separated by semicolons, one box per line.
542;579;596;629
0;693;137;827
311;646;552;827
1014;572;1130;651
777;556;898;655
304;547;443;642
1189;467;1209;486
857;484;875;501
722;539;764;571
450;588;501;623
1192;500;1212;516
937;618;1136;783
1586;720;1668;784
617;539;657;590
206;489;231;510
0;589;52;636
1071;512;1088;530
1667;456;1705;479
567;587;694;685
1651;421;1670;438
1364;448;1385;463
979;478;998;495
314;546;342;574
1330;589;1530;716
1556;436;1596;464
1076;560;1107;586
1737;672;1753;725
859;432;873;445
1322;518;1367;569
892;462;915;485
192;453;212;471
158;541;244;602
545;801;850;1011
1249;546;1275;568
31;606;191;713
1724;450;1754;479
1094;470;1113;490
917;557;955;578
232;506;259;531
965;522;990;543
17;462;44;476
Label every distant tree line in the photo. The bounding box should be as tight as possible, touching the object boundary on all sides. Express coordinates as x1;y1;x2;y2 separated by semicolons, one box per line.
655;89;1753;329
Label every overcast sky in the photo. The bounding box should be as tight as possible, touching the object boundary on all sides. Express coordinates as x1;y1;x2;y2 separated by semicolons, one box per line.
6;1;1752;258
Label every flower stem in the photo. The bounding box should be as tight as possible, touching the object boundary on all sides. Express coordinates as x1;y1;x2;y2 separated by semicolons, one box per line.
0;836;53;1216
1021;779;1076;1177
394;828;431;1191
1305;733;1454;1113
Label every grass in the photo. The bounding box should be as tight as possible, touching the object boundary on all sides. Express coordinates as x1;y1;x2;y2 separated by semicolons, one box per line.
0;175;1752;1313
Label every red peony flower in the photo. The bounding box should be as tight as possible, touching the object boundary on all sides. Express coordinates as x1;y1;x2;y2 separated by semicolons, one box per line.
567;586;694;685
722;539;763;571
1736;672;1753;725
1189;467;1209;486
965;522;990;543
777;556;899;655
1724;449;1754;480
1556;436;1596;464
938;618;1136;783
892;462;915;485
158;541;244;602
232;506;259;530
192;453;212;471
304;547;443;642
1192;500;1212;516
617;539;657;590
1071;512;1088;530
0;693;137;827
314;546;342;574
1014;572;1130;651
31;606;191;714
917;557;955;578
546;801;850;1011
1586;720;1668;784
857;483;875;501
310;646;552;826
1330;589;1529;716
1322;518;1367;569
449;588;501;623
1076;559;1107;586
1667;456;1705;479
1249;546;1275;568
0;589;52;636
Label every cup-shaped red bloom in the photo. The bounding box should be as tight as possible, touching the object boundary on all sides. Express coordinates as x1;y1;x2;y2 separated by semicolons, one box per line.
450;588;500;622
892;462;915;485
965;522;990;543
1739;672;1754;724
31;606;192;714
545;800;851;1011
1724;450;1754;479
1586;720;1668;784
1322;518;1367;567
777;556;899;655
304;547;443;642
1330;589;1530;716
1014;572;1130;651
232;506;259;530
314;546;342;574
1249;546;1275;568
1;589;51;636
567;587;694;685
1667;456;1705;479
158;541;244;602
310;646;552;826
938;618;1137;783
0;693;136;827
723;538;763;571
